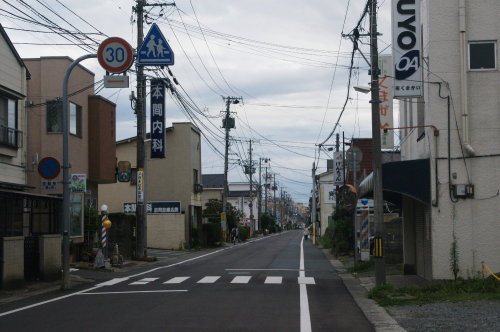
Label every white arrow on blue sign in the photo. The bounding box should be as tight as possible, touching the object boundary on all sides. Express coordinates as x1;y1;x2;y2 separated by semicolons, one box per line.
137;23;174;66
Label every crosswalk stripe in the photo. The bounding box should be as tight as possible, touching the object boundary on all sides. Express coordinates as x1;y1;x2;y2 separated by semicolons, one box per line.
231;276;252;284
197;276;221;284
130;277;159;285
298;277;315;285
164;277;190;284
264;276;283;284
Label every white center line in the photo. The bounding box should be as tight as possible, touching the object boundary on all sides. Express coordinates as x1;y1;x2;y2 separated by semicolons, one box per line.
300;235;312;332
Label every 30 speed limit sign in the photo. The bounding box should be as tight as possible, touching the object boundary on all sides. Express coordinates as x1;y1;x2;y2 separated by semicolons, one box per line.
97;37;134;73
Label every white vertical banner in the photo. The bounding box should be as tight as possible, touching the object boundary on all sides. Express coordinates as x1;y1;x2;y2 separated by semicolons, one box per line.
379;55;394;149
392;0;423;97
137;169;144;204
334;151;344;186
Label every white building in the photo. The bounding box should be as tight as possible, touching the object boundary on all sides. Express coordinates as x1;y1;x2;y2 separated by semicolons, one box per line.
360;0;500;280
227;182;258;229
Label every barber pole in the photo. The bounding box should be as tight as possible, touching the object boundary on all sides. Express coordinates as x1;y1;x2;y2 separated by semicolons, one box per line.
101;215;107;248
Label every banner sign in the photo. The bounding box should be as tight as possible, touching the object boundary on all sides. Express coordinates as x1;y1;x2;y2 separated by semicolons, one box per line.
70;174;86;192
150;79;165;158
334;151;344;186
124;201;181;214
137;169;144;204
378;55;394;149
392;0;422;97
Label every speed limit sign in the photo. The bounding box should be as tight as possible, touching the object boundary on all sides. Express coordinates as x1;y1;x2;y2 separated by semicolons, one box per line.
97;37;134;73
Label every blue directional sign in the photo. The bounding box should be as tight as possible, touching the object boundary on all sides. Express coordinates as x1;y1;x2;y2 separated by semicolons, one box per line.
137;23;174;66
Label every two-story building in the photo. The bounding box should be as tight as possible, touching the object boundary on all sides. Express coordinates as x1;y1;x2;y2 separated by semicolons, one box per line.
99;122;203;250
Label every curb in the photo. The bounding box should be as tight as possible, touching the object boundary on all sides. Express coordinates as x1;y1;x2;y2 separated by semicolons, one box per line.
328;256;407;332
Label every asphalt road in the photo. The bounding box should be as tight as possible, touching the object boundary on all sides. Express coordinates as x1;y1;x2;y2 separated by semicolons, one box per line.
0;230;374;332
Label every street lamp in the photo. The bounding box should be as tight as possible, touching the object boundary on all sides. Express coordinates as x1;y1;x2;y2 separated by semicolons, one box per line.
354;85;371;94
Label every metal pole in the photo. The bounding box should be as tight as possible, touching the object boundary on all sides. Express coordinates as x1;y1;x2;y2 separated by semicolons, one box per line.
264;165;268;214
258;157;262;230
369;0;386;285
62;53;97;290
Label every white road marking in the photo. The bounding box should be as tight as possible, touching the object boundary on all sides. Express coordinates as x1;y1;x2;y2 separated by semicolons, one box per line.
264;276;283;284
130;277;159;285
300;236;312;332
0;286;101;318
226;268;304;271
231;276;252;284
163;277;190;284
197;276;221;284
96;277;130;286
79;290;188;295
0;232;288;317
298;277;316;285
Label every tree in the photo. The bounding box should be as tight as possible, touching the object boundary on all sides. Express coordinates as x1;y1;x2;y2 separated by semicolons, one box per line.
202;199;241;230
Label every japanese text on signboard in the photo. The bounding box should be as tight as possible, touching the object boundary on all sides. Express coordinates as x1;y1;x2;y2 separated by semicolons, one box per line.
150;79;165;158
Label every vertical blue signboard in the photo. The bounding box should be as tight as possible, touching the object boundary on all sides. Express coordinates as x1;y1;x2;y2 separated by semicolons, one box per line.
150;79;165;158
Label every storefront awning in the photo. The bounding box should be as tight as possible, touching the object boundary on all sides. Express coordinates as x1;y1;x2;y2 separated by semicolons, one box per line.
358;158;430;205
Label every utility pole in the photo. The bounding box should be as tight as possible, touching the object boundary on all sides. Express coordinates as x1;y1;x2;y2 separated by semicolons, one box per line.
335;133;340;207
280;188;284;224
258;157;262;230
311;162;317;226
222;97;240;232
248;140;255;233
133;0;175;257
273;173;277;217
369;0;385;286
264;164;268;214
135;0;147;259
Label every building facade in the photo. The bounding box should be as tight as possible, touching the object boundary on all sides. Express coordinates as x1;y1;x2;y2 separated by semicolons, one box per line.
393;0;500;280
99;122;203;250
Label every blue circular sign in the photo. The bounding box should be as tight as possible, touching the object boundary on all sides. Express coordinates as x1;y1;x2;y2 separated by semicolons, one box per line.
38;157;61;180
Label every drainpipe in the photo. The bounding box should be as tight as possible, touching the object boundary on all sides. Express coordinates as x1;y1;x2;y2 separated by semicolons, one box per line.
459;0;475;156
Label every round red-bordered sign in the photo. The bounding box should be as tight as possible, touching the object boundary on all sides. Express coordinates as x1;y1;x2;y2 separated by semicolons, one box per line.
38;157;61;180
97;37;134;73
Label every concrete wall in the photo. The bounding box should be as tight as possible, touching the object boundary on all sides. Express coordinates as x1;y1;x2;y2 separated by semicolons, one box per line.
1;237;24;288
147;214;185;250
39;234;61;280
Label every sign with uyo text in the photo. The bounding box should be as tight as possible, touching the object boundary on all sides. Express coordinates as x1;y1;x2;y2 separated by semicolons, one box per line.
70;174;86;192
334;151;344;186
137;23;174;66
392;0;422;97
150;79;165;158
378;55;394;149
123;201;181;214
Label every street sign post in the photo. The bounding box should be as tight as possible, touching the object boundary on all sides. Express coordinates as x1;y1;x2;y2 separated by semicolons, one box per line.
137;23;174;66
97;37;134;73
38;157;61;180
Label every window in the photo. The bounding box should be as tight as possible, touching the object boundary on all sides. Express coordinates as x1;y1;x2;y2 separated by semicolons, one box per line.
47;100;82;137
70;102;82;137
469;41;496;70
0;95;18;147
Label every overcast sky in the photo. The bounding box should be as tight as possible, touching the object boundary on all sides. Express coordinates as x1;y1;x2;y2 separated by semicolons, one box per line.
2;0;396;204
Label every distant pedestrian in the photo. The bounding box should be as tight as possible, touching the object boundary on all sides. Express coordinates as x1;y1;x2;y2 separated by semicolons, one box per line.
303;227;308;240
231;227;237;244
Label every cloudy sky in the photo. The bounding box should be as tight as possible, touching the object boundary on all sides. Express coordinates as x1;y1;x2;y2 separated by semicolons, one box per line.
1;0;396;204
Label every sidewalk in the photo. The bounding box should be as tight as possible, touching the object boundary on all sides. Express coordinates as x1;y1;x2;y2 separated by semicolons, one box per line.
323;249;429;332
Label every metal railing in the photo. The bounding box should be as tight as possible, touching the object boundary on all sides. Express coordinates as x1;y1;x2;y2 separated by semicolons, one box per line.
0;125;22;148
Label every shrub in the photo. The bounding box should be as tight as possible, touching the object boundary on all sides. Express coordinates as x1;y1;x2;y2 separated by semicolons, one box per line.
201;222;222;247
238;226;249;241
319;226;334;249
